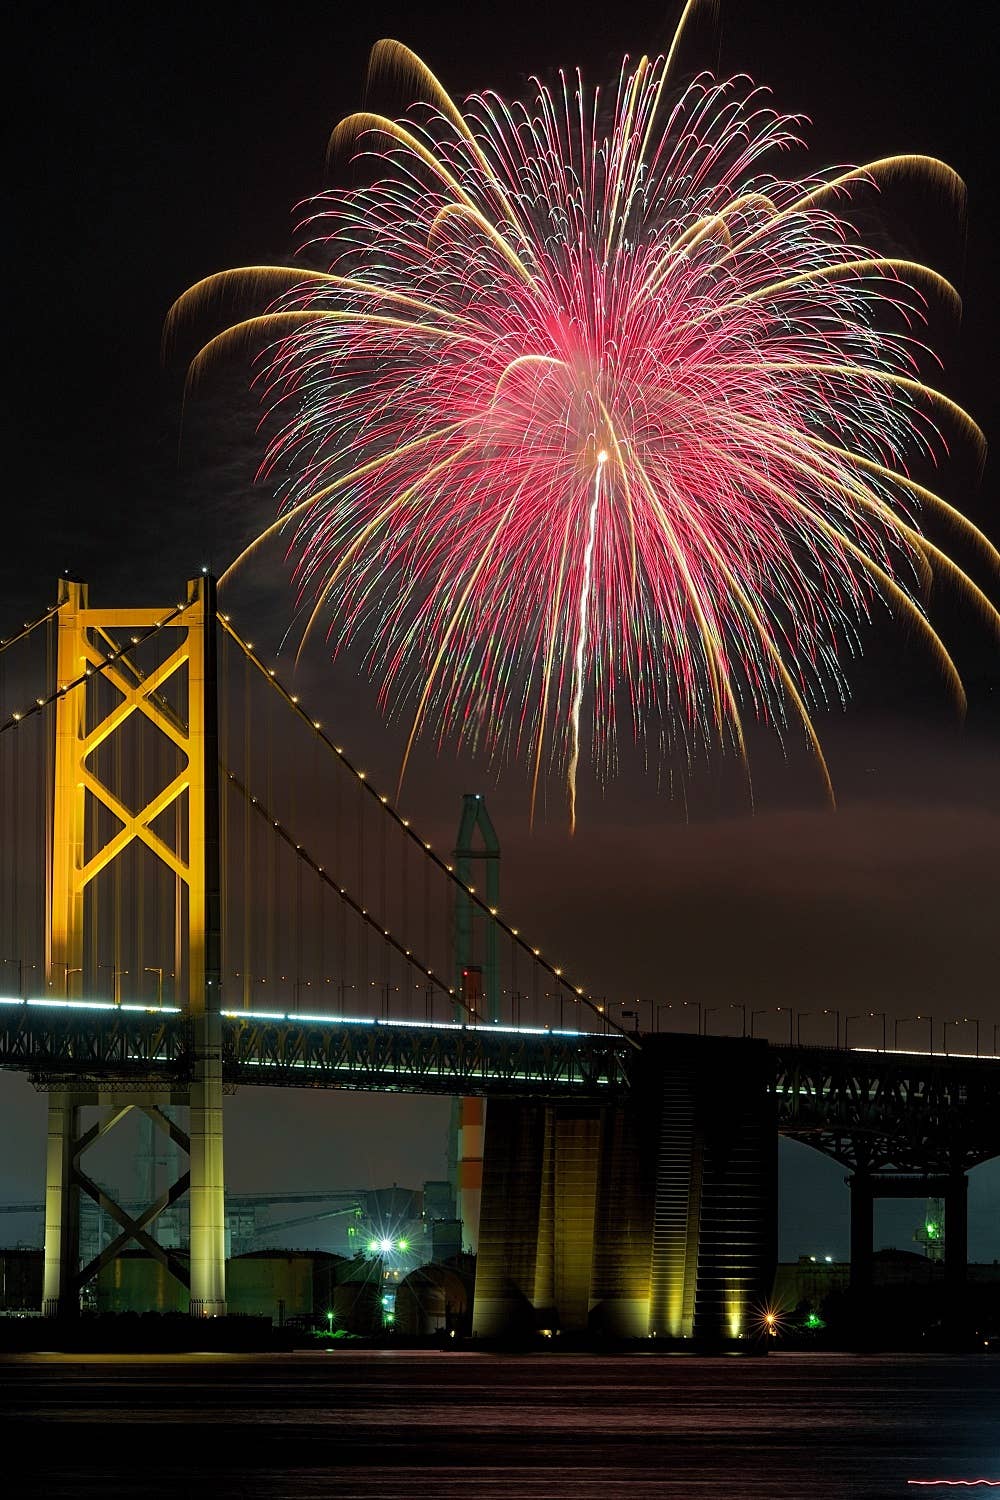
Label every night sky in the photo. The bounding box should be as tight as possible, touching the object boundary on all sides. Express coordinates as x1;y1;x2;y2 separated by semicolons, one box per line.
4;0;998;1260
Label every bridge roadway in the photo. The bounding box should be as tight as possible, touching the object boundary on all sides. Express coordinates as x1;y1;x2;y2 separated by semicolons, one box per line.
3;998;999;1167
0;999;634;1098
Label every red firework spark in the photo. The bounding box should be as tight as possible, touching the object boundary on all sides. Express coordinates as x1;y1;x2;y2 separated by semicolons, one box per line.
169;3;997;827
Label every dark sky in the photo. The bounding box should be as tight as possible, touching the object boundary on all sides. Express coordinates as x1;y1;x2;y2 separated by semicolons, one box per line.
3;0;998;1259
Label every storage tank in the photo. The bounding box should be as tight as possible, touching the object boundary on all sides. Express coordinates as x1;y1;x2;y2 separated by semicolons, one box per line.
227;1253;314;1323
0;1248;43;1311
394;1264;469;1335
96;1251;189;1314
332;1257;383;1334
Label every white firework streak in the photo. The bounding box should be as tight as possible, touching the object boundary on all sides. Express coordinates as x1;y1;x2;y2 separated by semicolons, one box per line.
567;452;607;833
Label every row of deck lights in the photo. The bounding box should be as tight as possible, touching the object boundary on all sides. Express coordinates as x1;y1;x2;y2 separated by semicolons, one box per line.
3;952;998;1056
631;998;997;1056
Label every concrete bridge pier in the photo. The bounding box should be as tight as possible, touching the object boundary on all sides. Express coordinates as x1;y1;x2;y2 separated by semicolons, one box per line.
42;1092;81;1317
848;1172;875;1297
472;1037;777;1342
943;1173;968;1295
848;1170;969;1299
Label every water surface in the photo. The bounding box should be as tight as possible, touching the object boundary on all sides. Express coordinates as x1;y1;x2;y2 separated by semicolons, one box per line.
1;1350;997;1498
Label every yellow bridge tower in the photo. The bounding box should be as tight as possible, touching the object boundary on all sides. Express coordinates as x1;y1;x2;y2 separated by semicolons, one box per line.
42;575;226;1317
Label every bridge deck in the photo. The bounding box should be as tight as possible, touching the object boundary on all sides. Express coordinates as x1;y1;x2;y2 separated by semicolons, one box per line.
0;1000;634;1099
2;1004;999;1171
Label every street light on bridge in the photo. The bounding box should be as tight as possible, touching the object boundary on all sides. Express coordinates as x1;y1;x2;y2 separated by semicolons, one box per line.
682;1001;702;1035
730;1002;747;1038
750;1008;768;1039
944;1016;980;1057
48;961;82;998
914;1013;935;1054
775;1006;794;1045
845;1011;886;1050
702;1007;719;1037
822;1008;841;1048
144;966;164;1008
97;963;126;1007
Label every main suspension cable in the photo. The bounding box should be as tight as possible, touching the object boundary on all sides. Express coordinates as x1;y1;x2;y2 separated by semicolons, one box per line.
222;764;466;1016
0;603;187;739
217;613;634;1046
0;604;60;657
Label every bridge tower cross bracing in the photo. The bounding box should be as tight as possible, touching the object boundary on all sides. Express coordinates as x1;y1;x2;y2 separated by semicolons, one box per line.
42;574;226;1317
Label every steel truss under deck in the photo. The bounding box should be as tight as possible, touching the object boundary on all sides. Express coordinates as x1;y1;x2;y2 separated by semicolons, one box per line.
0;1003;634;1099
5;1009;998;1142
770;1043;1000;1173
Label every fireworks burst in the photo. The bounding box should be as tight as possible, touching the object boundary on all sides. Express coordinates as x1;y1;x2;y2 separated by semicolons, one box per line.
169;0;997;828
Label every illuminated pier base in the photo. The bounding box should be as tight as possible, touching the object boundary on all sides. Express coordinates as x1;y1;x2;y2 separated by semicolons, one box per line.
472;1037;776;1340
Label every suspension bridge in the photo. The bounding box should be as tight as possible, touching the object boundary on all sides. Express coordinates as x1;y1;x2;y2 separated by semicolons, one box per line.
1;576;997;1339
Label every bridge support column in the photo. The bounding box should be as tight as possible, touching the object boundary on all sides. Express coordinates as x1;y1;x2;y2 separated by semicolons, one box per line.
189;1013;226;1316
187;573;226;1317
42;1091;81;1317
684;1042;777;1344
457;1096;485;1255
473;1099;548;1335
944;1172;968;1295
648;1068;699;1338
472;1039;776;1344
848;1173;874;1297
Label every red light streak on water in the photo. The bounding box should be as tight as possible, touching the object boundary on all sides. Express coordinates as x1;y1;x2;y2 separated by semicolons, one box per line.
907;1482;1000;1489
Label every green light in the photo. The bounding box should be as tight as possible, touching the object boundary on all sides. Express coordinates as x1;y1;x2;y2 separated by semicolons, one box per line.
925;1221;940;1238
367;1239;379;1254
397;1238;409;1252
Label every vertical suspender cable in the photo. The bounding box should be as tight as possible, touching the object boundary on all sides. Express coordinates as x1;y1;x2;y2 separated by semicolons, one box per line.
45;612;55;990
266;656;275;991
219;626;228;1008
357;773;366;1014
243;645;251;1009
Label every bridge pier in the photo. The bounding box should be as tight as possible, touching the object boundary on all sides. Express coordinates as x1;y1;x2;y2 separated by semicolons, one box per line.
944;1172;968;1294
42;1092;81;1317
188;1012;227;1317
40;1087;194;1315
848;1170;969;1300
472;1037;776;1342
848;1172;875;1296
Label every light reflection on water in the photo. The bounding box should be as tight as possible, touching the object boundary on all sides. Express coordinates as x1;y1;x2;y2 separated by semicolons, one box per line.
2;1350;997;1499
